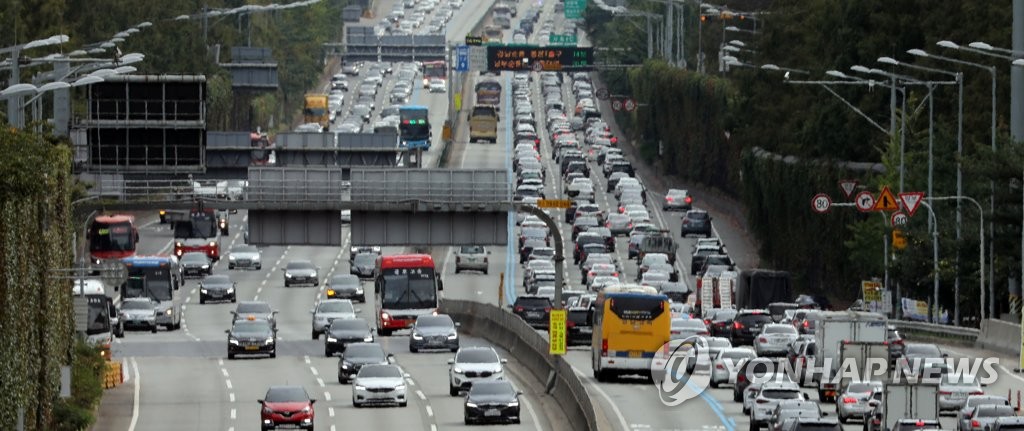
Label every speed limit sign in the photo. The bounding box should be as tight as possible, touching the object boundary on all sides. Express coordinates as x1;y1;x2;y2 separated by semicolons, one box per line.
811;193;831;214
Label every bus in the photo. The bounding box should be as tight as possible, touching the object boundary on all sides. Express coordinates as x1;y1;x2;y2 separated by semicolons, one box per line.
88;214;139;264
475;79;501;106
374;254;444;336
591;284;671;382
72;279;120;359
172;208;223;261
421;60;447;88
399;105;431;150
119;256;183;331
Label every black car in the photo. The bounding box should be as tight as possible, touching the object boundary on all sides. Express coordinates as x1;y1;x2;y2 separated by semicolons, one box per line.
566;295;595;346
180;252;212;278
730;309;772;345
681;209;713;237
338;342;393;383
282;260;319;287
326;274;364;302
324;318;373;357
464;381;522;425
226;317;276;359
350;253;377;279
409;314;460;352
199;274;236;304
706;308;738;337
512;296;552;329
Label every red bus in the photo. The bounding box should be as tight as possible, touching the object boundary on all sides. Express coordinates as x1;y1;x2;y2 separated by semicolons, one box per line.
374;254;443;335
88;214;139;264
421;60;447;88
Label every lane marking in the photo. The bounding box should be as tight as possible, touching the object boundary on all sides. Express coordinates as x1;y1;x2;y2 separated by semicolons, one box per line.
221;368;229;377
425;405;433;417
520;394;545;431
230;408;236;420
225;379;233;389
304;355;311;364
416;390;426;400
310;366;319;376
317;377;326;388
127;357;141;431
329;407;335;417
229;392;235;403
324;391;332;401
569;364;629;431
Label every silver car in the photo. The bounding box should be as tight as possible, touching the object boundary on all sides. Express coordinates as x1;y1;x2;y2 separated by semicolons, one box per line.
835;380;883;423
448;347;507;396
670;318;710;340
963;404;1017;431
754;324;799;357
768;400;822;431
939;373;984;411
606;213;632;235
454;246;490;274
750;382;807;428
352;364;408;407
120;297;159;333
227;245;261;270
310;299;358;339
957;395;1011;431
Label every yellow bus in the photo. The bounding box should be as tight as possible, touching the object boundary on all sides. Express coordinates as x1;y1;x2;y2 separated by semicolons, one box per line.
591;285;671;382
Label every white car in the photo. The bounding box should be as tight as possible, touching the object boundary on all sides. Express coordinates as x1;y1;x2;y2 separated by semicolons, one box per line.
938;373;984;411
351;364;408;407
227;244;262;270
585;263;618;285
750;382;807;428
709;348;756;388
753;324;799;357
448;347;507;396
310;299;358;339
429;78;446;93
670;318;709;340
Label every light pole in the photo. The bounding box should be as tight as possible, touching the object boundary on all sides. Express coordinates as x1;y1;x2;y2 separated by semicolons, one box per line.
879;56;965;325
918;201;943;323
1;34;70;128
926;195;985;326
913;45;998;320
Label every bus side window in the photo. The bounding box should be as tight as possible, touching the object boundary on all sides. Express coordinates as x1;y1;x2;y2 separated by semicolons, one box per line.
374;278;381;294
436;276;444;291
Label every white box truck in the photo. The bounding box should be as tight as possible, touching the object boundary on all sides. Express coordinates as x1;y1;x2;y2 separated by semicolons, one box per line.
835;341;891;394
866;382;940;431
814;310;888;402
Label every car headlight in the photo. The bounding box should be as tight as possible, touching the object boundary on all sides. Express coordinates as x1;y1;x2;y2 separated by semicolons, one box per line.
327;336;338;342
448;333;458;340
200;288;208;293
411;333;423;340
354;385;366;391
285;273;293;278
509;400;520;407
363;336;373;342
264;337;274;344
226;287;234;293
164;309;173;316
201;264;210;269
396;384;407;391
301;406;311;413
229;338;239;345
466;402;478;408
229;255;236;261
341;362;351;369
355;287;364;294
453;367;463;374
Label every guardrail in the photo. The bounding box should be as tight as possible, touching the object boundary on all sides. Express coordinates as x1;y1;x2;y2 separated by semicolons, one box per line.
441;299;597;431
890;320;980;345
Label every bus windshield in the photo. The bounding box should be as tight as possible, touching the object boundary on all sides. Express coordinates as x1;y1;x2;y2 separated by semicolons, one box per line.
381;269;437;309
423;61;446;80
125;267;175;301
86;297;111;335
609;296;667;321
90;221;134;251
174;214;216;238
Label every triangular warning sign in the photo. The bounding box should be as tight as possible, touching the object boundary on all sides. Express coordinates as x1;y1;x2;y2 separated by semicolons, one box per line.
899;192;926;217
839;179;858;199
873;186;899;212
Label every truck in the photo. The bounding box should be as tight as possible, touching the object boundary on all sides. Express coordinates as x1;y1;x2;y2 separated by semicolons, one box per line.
697;267;737;318
866;383;940;431
469;105;498;143
814;310;888;402
303;94;330;131
835;341;891;396
735;269;793;309
637;231;678;264
72;279;122;359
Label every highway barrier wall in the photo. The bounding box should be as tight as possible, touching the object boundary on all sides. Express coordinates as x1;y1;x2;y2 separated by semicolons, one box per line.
975;318;1022;357
441;299;597;431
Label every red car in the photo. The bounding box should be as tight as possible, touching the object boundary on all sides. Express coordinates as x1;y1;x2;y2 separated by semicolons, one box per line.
259;386;315;431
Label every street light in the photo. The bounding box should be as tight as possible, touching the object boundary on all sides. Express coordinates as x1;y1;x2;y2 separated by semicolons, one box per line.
761;64;810;75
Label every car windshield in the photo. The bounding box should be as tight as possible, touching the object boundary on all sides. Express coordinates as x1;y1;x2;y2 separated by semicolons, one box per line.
354;254;377;265
203;275;230;284
417;315;454;328
516;297;551;308
181;253;207;263
764;325;797;335
358;365;402;378
236;303;271;314
687;212;709;220
460;246;485;254
458;349;499;363
847;382;880;393
122;300;154;310
680;320;705;328
330;319;367;331
330;275;359;286
232;320;271;334
287;261;314;270
762;389;802;399
318;301;353;313
344;345;385;361
470;381;515;396
265;387;308;403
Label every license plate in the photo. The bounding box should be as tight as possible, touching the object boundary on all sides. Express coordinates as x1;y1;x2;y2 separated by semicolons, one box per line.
951;393;966;400
245;346;259;351
484;409;501;417
629;350;642;358
527;312;540;318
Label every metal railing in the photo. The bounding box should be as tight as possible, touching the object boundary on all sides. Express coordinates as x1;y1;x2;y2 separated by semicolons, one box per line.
87;99;205;123
890;320;980;344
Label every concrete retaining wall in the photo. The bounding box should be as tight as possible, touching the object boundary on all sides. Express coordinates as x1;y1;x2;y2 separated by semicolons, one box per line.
442;299;597;431
975;318;1023;357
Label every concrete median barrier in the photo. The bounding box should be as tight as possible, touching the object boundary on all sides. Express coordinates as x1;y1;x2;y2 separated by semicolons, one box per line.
442;299;598;431
975;318;1022;357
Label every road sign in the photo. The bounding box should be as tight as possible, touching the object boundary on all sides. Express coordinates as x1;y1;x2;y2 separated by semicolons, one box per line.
623;98;637;112
465;35;483;46
454;45;469;72
862;280;882;303
564;0;586;19
873;186;898;212
549;309;567;355
839;179;858;199
611;98;623;112
595;87;609;101
469;46;486;71
855;191;876;212
811;193;831;214
486;45;594;72
898;191;925;217
537;199;572;209
549;33;578;45
892;229;907;250
891;211;908;227
454;93;462;111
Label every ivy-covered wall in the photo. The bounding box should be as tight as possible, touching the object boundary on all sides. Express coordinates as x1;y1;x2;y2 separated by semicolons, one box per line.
0;128;75;430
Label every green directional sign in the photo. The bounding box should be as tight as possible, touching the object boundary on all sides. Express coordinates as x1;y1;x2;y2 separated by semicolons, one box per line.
565;0;586;19
548;34;578;45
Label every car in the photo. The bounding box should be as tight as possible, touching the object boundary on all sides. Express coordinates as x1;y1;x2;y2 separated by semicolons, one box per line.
733;357;792;402
226;315;276;359
326;274;364;302
939;373;984;411
834;380;882;423
681;209;713;237
455;246;490;274
768;400;822;431
886;325;906;364
258;386;315;431
786;338;817;384
585;263;619;285
428;77;446;93
119;297;159;333
782;417;842;431
961;404;1016;431
350;252;377;279
989;417;1024;431
706;308;738;337
180;252;212;278
464;380;522;425
228;244;262;270
448;346;508;396
898;342;947;375
351;364;408;407
409;314;460;353
199;274;236;304
511;295;552;329
731;309;773;345
750;382;808;429
663;188;693;211
310;299;358;339
892;419;941;431
342;63;360;75
324;317;374;356
232;301;278;330
754;324;800;357
691;244;723;275
709;347;756;388
670;318;710;340
283;260;319;287
350;245;382;261
338;342;393;383
957;395;1011;431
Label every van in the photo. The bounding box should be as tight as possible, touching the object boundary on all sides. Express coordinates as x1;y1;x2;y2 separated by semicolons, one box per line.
469;105;499;143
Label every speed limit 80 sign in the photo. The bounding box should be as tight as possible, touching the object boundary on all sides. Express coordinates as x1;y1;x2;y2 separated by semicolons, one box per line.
811;193;832;214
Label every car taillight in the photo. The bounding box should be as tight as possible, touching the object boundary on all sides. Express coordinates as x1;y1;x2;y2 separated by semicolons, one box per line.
601;338;608;355
684;196;692;204
605;222;611;227
611;137;618;144
566;320;575;328
734;322;744;329
892;339;904;345
699;331;709;335
666;197;673;202
683;219;690;225
514;306;524;312
971;391;984;395
758;337;767;343
972;420;980;428
737;373;746;383
612;272;618;277
704;319;711;325
544;307;551;312
715;363;724;370
939;391;952;395
842;397;857;404
803;320;809;328
916;420;925;427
